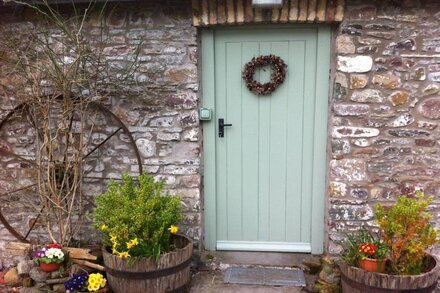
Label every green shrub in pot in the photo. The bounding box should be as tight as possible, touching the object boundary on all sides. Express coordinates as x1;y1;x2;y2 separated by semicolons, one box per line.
93;173;182;259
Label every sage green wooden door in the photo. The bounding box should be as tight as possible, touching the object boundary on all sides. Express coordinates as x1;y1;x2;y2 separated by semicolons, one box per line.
202;26;330;254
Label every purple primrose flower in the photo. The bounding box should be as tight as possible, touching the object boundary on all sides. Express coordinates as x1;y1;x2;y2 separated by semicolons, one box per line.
32;250;45;258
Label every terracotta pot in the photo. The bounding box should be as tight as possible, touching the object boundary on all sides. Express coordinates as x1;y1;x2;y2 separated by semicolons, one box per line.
359;258;386;273
39;262;62;272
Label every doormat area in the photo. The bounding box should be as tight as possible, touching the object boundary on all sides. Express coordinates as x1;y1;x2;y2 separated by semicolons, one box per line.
224;267;306;287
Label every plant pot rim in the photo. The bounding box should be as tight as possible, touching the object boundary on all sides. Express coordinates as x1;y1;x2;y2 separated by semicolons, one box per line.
359;258;387;262
78;285;109;293
339;254;440;290
101;234;193;262
39;261;63;272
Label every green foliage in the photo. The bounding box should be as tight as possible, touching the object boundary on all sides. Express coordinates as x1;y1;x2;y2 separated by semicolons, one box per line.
341;227;388;266
375;192;439;275
93;173;182;258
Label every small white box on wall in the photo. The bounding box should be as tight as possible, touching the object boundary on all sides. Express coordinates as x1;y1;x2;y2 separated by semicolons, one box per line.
252;0;283;7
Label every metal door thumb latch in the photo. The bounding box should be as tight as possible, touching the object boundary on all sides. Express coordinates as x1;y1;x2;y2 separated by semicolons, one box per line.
218;118;232;137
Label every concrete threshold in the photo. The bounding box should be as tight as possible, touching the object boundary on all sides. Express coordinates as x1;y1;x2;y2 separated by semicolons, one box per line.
201;250;321;268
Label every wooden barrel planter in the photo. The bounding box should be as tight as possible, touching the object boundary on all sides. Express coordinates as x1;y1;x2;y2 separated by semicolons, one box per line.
339;255;440;293
102;235;193;293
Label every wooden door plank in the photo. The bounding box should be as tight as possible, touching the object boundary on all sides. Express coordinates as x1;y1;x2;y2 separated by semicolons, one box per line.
300;33;318;244
201;30;217;250
241;42;260;242
285;40;306;243
268;41;289;242
226;42;244;241
258;41;272;242
215;33;228;242
310;26;331;254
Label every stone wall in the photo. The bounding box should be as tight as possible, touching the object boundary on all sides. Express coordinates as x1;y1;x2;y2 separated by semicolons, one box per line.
328;0;440;254
0;0;200;268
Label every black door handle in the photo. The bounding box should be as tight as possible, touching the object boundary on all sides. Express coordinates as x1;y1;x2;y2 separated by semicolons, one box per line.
218;118;232;137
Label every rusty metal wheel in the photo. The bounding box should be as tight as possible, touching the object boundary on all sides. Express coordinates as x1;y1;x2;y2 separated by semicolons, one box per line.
0;96;142;243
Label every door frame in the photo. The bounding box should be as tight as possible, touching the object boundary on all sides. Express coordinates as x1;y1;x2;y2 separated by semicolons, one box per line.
201;25;331;254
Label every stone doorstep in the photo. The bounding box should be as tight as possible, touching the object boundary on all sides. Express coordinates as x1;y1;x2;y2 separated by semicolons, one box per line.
201;251;321;268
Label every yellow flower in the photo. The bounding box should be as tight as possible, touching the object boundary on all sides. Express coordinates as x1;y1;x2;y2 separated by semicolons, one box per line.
88;283;99;291
111;239;119;254
118;251;130;258
126;238;139;249
100;224;108;231
168;225;178;234
87;273;106;291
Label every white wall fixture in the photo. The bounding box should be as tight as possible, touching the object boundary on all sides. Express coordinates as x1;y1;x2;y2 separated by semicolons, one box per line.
252;0;283;7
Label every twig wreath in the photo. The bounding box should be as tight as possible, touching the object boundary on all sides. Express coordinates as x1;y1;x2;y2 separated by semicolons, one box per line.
242;54;287;95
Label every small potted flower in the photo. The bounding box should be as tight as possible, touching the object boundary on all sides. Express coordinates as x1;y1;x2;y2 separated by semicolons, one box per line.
64;273;108;292
341;227;388;273
33;244;65;272
357;241;388;273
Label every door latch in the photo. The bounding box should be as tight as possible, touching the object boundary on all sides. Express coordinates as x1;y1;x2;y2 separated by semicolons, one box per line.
218;118;232;137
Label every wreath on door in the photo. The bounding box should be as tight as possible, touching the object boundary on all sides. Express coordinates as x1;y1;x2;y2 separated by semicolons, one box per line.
242;54;287;95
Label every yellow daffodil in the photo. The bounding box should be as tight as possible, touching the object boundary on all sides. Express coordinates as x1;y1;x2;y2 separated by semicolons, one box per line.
126;238;139;249
168;225;178;234
118;251;130;258
110;234;117;243
100;224;108;231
